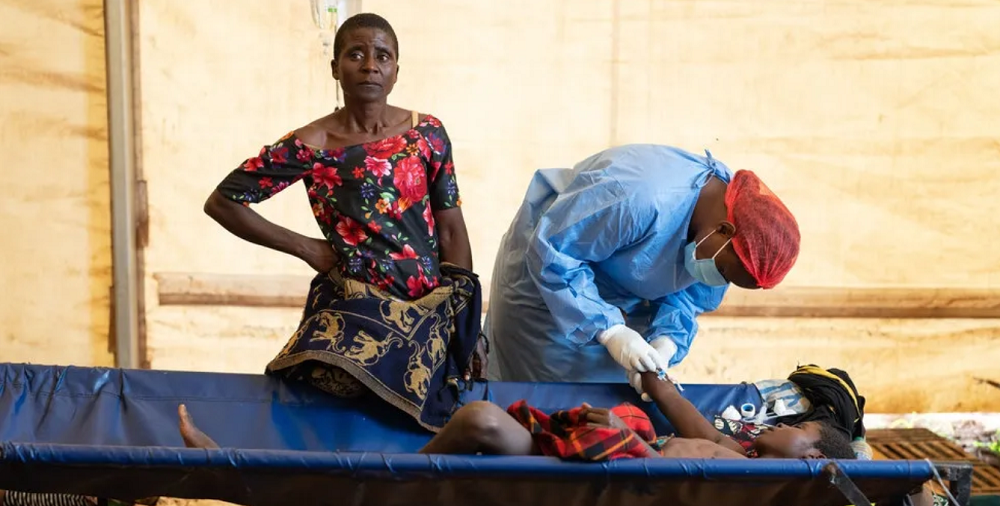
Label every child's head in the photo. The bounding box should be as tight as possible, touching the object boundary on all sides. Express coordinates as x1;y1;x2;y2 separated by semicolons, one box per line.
753;421;856;459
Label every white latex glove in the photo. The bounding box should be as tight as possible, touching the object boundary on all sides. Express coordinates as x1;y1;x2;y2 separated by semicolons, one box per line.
649;337;678;367
628;370;653;402
597;325;667;373
648;337;684;392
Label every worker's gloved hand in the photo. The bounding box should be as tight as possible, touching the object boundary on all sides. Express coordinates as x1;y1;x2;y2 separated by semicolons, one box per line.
597;324;667;373
648;337;678;367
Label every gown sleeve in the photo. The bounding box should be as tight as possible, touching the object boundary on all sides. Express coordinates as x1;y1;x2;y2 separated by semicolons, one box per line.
645;282;728;365
525;178;656;345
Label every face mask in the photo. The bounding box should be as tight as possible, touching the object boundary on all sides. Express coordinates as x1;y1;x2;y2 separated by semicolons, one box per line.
684;231;732;286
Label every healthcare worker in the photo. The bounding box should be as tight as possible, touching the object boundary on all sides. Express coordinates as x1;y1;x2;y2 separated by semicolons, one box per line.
484;144;800;387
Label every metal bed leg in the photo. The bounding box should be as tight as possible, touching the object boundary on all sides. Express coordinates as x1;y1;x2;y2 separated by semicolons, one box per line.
823;462;873;505
935;462;973;506
825;461;974;506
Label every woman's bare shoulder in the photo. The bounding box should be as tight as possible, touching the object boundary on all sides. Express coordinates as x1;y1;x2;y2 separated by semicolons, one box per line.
293;121;330;149
385;105;429;127
389;105;432;125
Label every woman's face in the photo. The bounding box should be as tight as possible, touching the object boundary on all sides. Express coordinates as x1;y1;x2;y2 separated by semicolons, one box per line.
332;27;399;104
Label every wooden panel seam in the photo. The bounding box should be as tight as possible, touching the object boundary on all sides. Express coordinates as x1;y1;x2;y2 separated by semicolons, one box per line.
153;272;1000;318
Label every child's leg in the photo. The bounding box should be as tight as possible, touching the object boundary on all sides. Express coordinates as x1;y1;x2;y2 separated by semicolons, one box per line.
178;404;219;449
178;401;537;455
419;401;539;456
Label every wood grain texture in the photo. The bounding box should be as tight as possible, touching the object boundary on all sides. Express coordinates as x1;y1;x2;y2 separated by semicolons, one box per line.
154;271;1000;319
0;0;112;366
608;0;1000;289
715;287;1000;318
154;272;310;308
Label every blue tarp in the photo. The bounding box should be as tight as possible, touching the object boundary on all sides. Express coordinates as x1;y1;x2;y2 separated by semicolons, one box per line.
0;363;932;506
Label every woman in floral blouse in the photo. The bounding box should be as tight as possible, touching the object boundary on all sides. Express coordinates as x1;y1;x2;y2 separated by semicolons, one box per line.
205;13;472;300
205;13;484;388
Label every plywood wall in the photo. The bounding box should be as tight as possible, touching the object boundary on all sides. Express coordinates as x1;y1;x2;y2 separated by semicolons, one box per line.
0;0;113;367
136;1;334;372
137;0;1000;412
607;0;1000;288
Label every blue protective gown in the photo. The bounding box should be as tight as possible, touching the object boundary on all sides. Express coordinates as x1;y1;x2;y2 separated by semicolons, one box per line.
484;144;733;383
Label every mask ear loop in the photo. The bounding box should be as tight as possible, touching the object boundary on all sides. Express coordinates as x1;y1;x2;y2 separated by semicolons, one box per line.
693;231;716;251
711;238;733;260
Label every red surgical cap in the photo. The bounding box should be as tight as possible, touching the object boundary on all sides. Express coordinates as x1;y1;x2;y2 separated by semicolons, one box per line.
724;170;800;289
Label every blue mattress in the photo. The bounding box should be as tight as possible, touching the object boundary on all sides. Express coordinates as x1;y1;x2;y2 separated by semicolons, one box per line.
0;363;935;506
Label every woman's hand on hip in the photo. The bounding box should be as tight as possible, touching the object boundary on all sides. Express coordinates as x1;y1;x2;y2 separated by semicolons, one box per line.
298;237;338;274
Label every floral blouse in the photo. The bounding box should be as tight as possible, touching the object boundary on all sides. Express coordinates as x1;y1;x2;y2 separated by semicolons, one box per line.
216;114;461;300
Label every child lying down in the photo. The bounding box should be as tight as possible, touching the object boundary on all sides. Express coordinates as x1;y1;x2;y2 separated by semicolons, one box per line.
177;372;856;460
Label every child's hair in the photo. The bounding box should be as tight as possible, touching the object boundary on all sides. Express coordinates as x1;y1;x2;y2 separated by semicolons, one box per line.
814;423;857;459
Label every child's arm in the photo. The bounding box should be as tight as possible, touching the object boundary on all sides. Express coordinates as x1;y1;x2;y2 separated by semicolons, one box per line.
639;372;746;454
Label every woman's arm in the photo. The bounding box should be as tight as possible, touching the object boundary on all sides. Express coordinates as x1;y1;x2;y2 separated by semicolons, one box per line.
432;205;480;378
209;133;338;273
205;191;335;273
424;118;472;271
434;207;472;270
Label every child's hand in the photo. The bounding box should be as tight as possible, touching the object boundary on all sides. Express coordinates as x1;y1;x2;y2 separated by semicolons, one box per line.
640;371;677;401
628;371;653;402
579;403;629;430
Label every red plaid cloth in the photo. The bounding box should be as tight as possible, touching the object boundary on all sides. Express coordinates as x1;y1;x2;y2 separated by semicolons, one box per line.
506;400;659;461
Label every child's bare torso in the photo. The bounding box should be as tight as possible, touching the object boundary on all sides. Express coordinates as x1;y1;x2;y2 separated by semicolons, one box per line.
659;437;748;459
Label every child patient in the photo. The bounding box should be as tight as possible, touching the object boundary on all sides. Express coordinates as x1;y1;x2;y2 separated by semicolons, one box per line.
176;372;855;460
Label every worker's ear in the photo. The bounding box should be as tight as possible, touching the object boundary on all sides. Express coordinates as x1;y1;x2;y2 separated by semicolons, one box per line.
717;221;736;238
331;59;340;81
